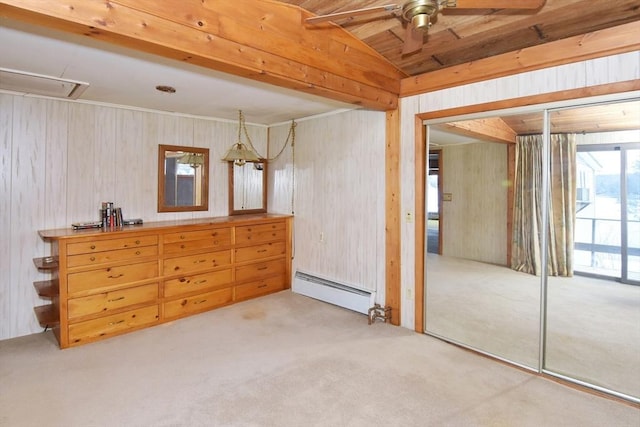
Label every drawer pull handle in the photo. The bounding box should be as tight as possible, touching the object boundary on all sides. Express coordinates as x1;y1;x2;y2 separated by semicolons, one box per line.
90;256;96;261
135;240;141;245
193;259;207;264
180;244;186;249
194;299;207;305
108;296;125;302
211;232;218;237
257;249;267;253
108;320;125;326
108;274;124;279
257;266;268;271
90;245;96;250
135;251;141;255
258;284;267;289
180;235;186;240
193;279;207;285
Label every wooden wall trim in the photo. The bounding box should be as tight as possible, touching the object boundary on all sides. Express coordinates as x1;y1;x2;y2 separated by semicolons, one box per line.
401;21;640;97
414;115;426;333
507;144;516;266
413;79;640;332
0;0;404;111
417;80;640;121
385;109;401;325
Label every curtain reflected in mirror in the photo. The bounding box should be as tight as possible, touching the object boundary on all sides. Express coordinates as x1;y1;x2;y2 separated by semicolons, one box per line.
228;162;266;215
158;144;209;212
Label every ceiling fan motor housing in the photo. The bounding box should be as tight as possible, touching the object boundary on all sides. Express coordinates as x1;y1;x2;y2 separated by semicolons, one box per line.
402;0;442;31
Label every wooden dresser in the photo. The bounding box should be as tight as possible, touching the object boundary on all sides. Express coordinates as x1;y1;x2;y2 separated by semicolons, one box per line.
34;214;292;348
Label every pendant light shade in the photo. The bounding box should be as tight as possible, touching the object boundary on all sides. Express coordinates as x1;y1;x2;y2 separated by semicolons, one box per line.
222;142;261;166
222;110;262;166
178;152;205;168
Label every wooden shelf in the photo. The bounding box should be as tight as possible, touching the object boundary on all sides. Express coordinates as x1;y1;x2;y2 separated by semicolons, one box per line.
33;280;59;298
34;305;59;328
33;256;58;270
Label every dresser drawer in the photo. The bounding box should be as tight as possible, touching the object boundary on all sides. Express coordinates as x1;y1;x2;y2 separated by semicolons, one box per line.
163;227;231;244
235;274;287;302
163;288;233;319
163;269;233;298
67;283;158;320
235;258;286;283
67;235;157;255
163;228;232;255
163;250;232;276
235;241;286;263
67;261;158;295
235;221;286;246
68;305;159;345
67;245;158;268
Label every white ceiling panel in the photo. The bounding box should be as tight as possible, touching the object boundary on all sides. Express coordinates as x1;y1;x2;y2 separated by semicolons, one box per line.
0;18;353;125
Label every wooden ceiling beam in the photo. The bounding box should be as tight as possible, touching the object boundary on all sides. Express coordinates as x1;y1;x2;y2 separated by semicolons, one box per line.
442;117;517;143
400;20;640;97
0;0;406;111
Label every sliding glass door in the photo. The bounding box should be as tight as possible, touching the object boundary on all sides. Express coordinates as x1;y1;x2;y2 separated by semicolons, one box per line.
626;148;640;283
574;144;640;285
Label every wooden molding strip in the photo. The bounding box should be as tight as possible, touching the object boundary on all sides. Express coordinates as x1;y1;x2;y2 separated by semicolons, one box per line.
385;109;401;326
401;21;640;97
414;115;426;333
417;80;640;121
0;0;403;111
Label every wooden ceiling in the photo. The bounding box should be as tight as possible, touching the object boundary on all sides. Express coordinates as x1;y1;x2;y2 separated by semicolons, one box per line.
277;0;640;77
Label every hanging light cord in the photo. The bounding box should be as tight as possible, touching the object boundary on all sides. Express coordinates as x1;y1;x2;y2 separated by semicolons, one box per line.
239;110;296;162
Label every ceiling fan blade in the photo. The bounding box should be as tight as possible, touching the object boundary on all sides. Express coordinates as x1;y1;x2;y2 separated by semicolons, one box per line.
402;25;423;55
305;4;400;25
449;0;545;9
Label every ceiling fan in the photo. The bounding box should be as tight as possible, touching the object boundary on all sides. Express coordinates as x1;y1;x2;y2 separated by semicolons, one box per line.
305;0;546;55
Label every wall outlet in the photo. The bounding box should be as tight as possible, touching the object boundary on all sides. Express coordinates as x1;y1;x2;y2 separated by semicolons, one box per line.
406;288;413;299
405;212;414;223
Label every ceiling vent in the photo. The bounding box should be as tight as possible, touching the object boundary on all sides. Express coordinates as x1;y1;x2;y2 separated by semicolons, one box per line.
0;67;89;99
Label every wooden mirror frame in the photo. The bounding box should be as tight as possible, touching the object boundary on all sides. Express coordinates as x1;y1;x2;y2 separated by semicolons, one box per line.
158;144;209;212
228;162;267;215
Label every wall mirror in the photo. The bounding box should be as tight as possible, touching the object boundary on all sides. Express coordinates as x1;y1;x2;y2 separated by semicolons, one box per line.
228;161;267;215
158;144;209;212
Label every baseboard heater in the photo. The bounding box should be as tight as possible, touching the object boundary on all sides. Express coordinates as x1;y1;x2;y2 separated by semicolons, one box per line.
292;271;376;315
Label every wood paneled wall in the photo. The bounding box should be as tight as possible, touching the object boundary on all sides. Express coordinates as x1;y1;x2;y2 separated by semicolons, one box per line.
0;95;266;339
2;51;638;340
269;110;386;301
441;142;508;264
400;51;640;329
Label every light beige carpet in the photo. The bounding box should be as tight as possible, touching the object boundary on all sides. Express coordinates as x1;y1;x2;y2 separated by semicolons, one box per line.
425;254;640;398
1;291;638;426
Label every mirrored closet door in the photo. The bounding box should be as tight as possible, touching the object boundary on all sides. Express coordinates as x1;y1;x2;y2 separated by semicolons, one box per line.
544;101;640;401
425;111;544;370
424;97;640;403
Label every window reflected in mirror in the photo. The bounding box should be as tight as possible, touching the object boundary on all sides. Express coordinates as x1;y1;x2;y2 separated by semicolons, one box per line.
229;161;266;215
158;144;209;212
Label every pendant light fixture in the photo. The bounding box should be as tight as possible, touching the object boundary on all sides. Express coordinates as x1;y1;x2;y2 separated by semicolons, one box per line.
222;110;262;166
